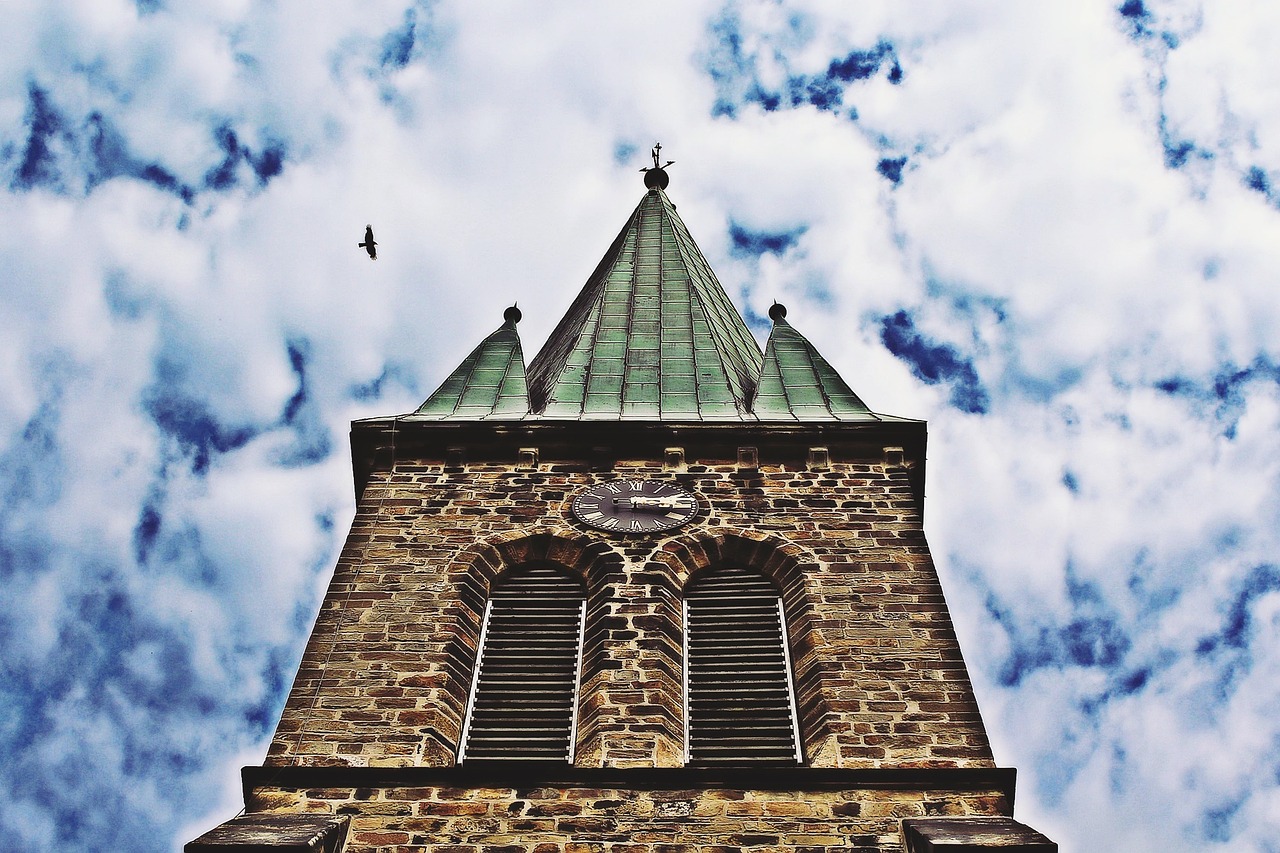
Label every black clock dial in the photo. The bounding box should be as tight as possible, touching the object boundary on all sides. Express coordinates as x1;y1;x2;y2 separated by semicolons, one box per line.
571;480;698;534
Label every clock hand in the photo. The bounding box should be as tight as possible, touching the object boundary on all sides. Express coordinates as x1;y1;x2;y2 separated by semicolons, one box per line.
616;496;683;513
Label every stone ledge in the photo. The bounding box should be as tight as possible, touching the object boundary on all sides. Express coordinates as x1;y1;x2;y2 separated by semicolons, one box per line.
185;813;349;852
244;763;1016;800
902;816;1056;851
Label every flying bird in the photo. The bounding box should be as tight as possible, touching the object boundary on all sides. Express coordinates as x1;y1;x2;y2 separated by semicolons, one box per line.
359;225;377;260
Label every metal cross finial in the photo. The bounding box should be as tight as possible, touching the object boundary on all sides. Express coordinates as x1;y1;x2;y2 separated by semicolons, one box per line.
641;142;674;173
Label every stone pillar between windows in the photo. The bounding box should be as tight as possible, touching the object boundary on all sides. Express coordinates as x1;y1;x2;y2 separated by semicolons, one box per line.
575;548;684;768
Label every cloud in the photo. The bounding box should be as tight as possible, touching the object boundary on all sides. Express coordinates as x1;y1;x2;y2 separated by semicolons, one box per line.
1;2;1280;852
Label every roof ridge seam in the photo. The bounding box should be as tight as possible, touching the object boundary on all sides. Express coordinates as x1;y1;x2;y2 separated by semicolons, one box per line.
664;200;759;416
493;325;527;419
526;196;647;410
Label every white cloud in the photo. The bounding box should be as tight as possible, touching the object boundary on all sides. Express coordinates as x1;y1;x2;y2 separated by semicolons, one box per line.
2;2;1280;851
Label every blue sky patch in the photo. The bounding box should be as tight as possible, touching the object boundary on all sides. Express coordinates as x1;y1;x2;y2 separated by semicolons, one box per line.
274;338;331;467
704;11;752;117
133;496;163;564
1119;667;1150;694
103;271;151;320
348;361;418;402
1063;616;1130;667
1244;166;1275;203
1194;563;1280;709
728;221;806;256
203;124;287;190
828;42;902;84
1202;798;1244;843
1153;358;1280;438
982;561;1135;688
144;381;256;475
7;84;287;202
792;75;841;111
996;614;1133;687
1119;0;1181;49
703;12;902;118
997;623;1058;687
1221;564;1280;649
85;112;194;201
283;340;310;425
613;141;638;165
779;42;903;114
1118;0;1153;39
1162;138;1194;169
0;560;247;851
13;83;67;191
204;126;240;190
877;156;907;185
380;8;419;69
879;310;990;414
739;300;771;335
0;373;67;513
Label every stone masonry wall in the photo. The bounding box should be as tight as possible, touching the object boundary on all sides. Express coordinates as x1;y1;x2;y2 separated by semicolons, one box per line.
266;447;993;771
249;782;1011;853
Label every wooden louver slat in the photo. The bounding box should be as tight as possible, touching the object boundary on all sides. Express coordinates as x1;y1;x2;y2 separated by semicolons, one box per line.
685;567;801;764
460;565;586;762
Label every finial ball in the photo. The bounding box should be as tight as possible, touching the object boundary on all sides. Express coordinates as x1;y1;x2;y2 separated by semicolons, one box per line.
644;167;670;190
768;302;788;321
504;305;522;324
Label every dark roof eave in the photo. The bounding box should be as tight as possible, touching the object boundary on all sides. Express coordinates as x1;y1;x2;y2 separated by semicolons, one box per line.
348;415;928;516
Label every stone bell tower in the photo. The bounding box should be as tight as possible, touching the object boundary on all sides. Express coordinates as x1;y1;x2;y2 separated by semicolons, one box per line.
186;149;1056;852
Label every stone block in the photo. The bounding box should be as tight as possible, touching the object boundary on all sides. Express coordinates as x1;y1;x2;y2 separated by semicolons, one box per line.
808;446;831;470
902;816;1057;851
184;813;349;852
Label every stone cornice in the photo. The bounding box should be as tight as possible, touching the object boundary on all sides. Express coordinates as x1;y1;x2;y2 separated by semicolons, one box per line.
244;764;1016;806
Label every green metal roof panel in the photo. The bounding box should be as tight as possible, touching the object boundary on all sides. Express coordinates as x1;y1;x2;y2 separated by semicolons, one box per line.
415;175;902;424
415;312;530;419
526;188;764;420
753;309;879;422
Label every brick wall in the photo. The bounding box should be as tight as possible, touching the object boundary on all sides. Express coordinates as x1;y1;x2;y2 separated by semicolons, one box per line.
247;781;1011;853
266;443;992;772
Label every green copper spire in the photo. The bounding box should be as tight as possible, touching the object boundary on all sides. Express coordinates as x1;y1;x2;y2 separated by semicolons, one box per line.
526;184;763;420
415;306;530;419
412;156;903;425
753;303;878;421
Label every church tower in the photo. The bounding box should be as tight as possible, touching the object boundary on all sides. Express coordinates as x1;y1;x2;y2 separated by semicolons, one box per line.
186;151;1056;852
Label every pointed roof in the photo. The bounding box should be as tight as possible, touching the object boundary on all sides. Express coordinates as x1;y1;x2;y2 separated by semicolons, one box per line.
410;163;904;426
753;303;878;421
415;307;530;419
524;186;763;420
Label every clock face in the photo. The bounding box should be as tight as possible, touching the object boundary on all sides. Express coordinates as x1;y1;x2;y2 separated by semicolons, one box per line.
571;480;699;534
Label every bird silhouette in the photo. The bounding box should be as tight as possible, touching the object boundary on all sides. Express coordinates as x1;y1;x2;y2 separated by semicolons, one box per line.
359;225;377;260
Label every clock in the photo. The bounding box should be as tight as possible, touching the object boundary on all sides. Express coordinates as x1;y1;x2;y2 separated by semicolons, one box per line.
571;480;699;534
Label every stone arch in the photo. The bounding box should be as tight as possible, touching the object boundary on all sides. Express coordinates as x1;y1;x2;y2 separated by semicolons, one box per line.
435;528;625;765
649;529;837;766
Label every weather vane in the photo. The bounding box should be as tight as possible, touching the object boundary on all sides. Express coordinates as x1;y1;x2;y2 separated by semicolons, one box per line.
640;142;674;190
641;142;674;173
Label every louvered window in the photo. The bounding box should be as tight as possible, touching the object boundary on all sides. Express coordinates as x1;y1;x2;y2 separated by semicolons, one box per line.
684;566;802;764
459;565;586;762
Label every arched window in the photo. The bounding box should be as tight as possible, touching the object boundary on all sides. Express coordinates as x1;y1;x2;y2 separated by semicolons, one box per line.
459;564;586;762
684;566;802;764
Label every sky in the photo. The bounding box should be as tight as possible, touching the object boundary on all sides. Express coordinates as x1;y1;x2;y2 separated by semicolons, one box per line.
1;1;1278;850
